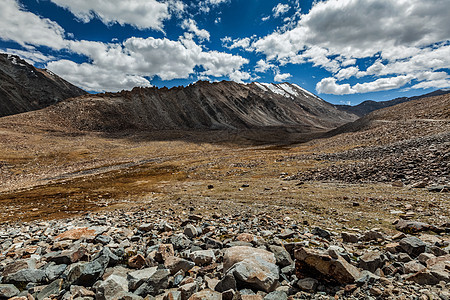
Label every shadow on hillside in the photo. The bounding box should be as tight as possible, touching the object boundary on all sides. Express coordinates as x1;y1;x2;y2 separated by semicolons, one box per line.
93;126;330;148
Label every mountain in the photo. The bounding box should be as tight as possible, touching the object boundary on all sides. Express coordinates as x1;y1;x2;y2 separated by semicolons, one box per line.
14;80;357;133
335;89;450;117
0;53;86;117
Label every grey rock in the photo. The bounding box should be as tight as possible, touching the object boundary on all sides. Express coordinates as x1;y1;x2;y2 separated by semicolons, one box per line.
311;227;331;240
184;224;198;238
215;274;236;293
297;277;318;293
355;271;380;285
400;236;427;257
189;249;215;266
358;251;385;273
164;291;182;300
134;268;170;296
404;261;426;274
0;284;20;298
127;266;158;291
230;257;279;293
95;275;129;300
264;290;287;300
95;235;113;245
164;256;195;275
268;245;293;267
44;262;67;282
4;268;47;284
171;234;192;250
37;279;63;300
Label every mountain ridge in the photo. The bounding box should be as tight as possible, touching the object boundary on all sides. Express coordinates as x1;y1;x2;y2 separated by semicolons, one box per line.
0;53;86;117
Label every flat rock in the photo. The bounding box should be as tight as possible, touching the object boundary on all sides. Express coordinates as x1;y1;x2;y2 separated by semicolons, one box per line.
295;247;361;284
127;267;158;291
55;227;97;241
0;284;20;298
223;246;276;272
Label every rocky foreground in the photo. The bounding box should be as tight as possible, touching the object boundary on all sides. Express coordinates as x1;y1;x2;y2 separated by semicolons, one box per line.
0;206;449;300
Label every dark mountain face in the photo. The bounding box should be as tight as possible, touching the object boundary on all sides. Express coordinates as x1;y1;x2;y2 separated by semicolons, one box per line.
335;89;450;117
0;53;86;117
38;81;357;132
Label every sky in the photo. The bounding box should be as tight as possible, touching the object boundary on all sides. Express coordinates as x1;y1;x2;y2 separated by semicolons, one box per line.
1;0;450;105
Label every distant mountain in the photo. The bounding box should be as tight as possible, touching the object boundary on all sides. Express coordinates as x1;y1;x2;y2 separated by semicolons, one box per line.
3;81;358;133
335;89;450;117
0;53;86;117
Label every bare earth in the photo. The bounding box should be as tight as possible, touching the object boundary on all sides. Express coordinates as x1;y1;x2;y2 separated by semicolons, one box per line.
0;94;448;234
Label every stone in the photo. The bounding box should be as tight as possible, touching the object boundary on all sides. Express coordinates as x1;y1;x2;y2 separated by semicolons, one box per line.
171;234;192;250
128;254;147;269
221;289;240;300
66;259;108;287
138;223;153;232
294;247;361;284
341;232;359;243
277;229;295;239
156;244;175;262
115;292;145;300
297;277;318;293
50;246;88;264
189;250;215;266
55;227;97;241
36;279;63;300
399;236;427;257
263;290;287;300
355;271;380;285
406;270;440;285
358;251;385;273
268;245;293;268
95;235;113;245
70;285;96;298
164;256;195;275
184;224;198;238
164;291;182;300
418;253;436;265
127;267;158;291
214;274;237;293
188;289;221;300
223;246;276;272
395;219;444;234
178;282;198;300
95;275;129;300
0;284;20;298
134;268;170;296
44;262;67;281
311;227;331;240
3;269;47;284
361;230;385;242
229;257;279;293
404;261;426;274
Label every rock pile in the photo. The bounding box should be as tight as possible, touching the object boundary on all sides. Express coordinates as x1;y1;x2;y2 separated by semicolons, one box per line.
0;208;449;299
286;132;449;187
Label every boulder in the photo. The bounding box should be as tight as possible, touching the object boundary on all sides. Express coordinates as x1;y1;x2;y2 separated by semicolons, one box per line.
399;237;427;257
229;257;279;293
295;247;361;284
223;246;276;272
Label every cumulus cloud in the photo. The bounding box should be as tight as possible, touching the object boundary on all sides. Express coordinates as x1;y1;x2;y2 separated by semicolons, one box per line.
274;72;292;82
222;37;252;50
49;0;176;31
3;48;56;64
252;0;450;94
316;75;413;95
181;19;210;41
198;0;230;13
0;0;67;50
273;4;290;18
47;36;249;92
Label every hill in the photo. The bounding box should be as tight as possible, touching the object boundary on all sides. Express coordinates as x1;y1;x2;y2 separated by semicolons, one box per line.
0;53;86;117
336;89;450;117
4;80;357;133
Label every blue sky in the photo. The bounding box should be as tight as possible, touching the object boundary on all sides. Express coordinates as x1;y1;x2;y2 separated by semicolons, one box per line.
1;0;449;105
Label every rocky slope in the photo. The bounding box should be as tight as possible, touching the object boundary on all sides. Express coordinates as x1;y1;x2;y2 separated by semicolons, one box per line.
21;81;357;132
0;53;86;117
336;89;450;117
0;206;448;300
286;94;450;186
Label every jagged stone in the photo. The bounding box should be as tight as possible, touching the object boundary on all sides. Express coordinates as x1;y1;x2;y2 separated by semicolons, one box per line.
164;256;195;275
358;251;385;273
0;284;20;298
295;247;361;284
127;267;158;291
399;236;427;257
95;275;129;300
36;279;63;300
189;250;215;266
134;268;170;296
268;245;293;267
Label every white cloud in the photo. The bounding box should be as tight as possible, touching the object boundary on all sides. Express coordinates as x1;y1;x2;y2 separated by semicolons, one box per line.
198;0;230;13
261;16;270;22
47;36;249;92
0;0;67;50
251;0;450;94
272;4;290;18
316;75;413;95
181;19;210;41
335;66;359;81
47;60;152;92
4;48;55;64
49;0;174;31
274;72;292;82
255;59;275;73
222;37;252;50
411;79;450;90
